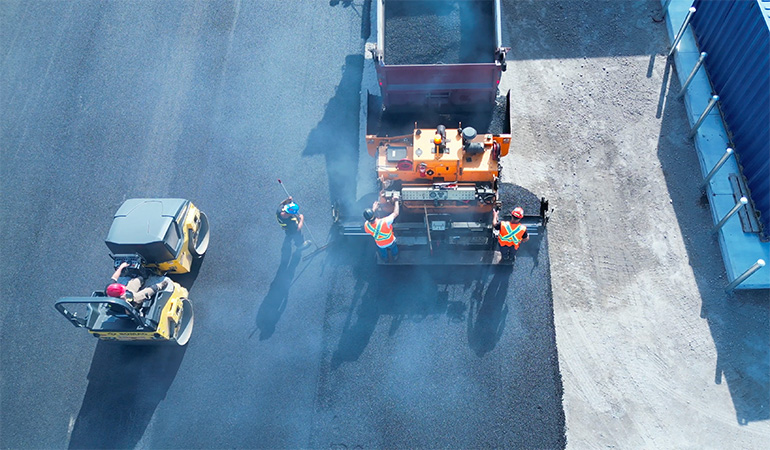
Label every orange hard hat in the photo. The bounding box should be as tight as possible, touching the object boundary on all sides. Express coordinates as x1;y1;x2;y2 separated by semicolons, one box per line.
512;207;524;219
106;283;126;298
433;135;442;145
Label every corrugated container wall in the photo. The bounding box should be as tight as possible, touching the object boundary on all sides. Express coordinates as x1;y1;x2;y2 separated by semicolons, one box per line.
691;0;770;234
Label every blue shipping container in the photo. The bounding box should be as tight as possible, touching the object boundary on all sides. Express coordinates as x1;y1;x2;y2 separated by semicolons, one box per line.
691;0;770;235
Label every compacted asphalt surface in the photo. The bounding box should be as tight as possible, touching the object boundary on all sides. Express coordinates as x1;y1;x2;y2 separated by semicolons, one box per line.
0;1;563;448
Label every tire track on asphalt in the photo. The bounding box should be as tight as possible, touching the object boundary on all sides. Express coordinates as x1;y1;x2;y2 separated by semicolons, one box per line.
1;1;29;67
191;0;240;203
8;2;74;159
135;0;206;194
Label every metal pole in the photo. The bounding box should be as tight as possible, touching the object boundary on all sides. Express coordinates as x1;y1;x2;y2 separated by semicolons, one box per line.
661;0;673;17
376;0;384;56
277;179;291;198
712;196;747;234
700;147;734;188
689;94;719;138
668;6;697;58
677;52;707;98
654;0;674;22
302;222;319;247
494;0;503;49
725;259;766;293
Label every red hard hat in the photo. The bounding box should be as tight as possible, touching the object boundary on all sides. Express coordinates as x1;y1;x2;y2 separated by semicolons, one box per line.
512;207;524;219
106;283;126;298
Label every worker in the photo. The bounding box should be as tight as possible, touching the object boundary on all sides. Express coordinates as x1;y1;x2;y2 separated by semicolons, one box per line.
105;262;168;310
276;196;311;250
493;206;529;261
363;199;400;262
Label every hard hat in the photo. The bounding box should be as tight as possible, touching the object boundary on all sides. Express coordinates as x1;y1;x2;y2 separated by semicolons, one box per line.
363;208;375;221
106;283;126;298
282;202;299;214
433;135;442;145
512;207;524;219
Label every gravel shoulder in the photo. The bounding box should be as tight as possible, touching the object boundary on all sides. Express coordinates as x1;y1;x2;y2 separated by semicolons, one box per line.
500;1;770;447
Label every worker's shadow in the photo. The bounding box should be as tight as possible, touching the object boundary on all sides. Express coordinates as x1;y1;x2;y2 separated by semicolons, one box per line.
330;273;379;370
330;265;468;369
252;239;302;340
468;264;512;356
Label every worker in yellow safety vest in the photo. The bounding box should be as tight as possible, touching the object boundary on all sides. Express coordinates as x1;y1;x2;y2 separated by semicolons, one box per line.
276;197;312;251
363;199;400;262
493;206;529;261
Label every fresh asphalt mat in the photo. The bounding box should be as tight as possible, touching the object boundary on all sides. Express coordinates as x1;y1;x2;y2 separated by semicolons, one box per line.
310;221;564;448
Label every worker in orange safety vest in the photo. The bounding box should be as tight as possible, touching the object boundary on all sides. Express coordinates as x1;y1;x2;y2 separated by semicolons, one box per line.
493;206;529;261
363;199;400;262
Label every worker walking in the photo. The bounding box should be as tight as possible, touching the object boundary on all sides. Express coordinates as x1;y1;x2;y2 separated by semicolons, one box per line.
277;197;311;251
493;206;529;261
363;199;400;262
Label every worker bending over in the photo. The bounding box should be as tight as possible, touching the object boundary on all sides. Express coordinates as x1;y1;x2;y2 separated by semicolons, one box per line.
493;206;529;261
363;199;400;262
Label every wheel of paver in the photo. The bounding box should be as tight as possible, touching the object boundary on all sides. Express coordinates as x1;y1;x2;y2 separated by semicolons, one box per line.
174;298;194;346
189;212;210;258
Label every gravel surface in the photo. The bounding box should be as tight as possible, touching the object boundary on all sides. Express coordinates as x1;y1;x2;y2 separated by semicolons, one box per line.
501;0;770;447
385;0;495;65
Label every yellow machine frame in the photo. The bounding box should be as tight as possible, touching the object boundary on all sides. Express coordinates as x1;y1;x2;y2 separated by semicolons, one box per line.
145;202;206;274
88;283;189;342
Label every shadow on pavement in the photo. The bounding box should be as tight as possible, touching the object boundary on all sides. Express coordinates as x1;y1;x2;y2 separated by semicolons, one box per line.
656;58;770;424
329;260;483;370
330;0;372;40
468;264;513;356
304;54;364;216
68;342;185;449
252;238;303;341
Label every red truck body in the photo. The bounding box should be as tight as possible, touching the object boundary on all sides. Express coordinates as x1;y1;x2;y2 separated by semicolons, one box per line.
373;0;508;109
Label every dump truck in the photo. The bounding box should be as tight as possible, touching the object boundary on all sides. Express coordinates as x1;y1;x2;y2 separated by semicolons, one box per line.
333;0;549;265
373;0;509;110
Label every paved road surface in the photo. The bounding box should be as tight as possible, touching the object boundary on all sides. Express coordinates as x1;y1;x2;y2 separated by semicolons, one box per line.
0;1;563;448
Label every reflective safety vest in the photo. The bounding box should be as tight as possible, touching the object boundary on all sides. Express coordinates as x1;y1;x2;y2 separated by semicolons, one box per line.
276;211;299;231
498;221;527;249
364;219;395;248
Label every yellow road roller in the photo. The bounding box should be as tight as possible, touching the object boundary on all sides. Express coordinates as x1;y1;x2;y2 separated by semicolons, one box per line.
55;198;209;345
